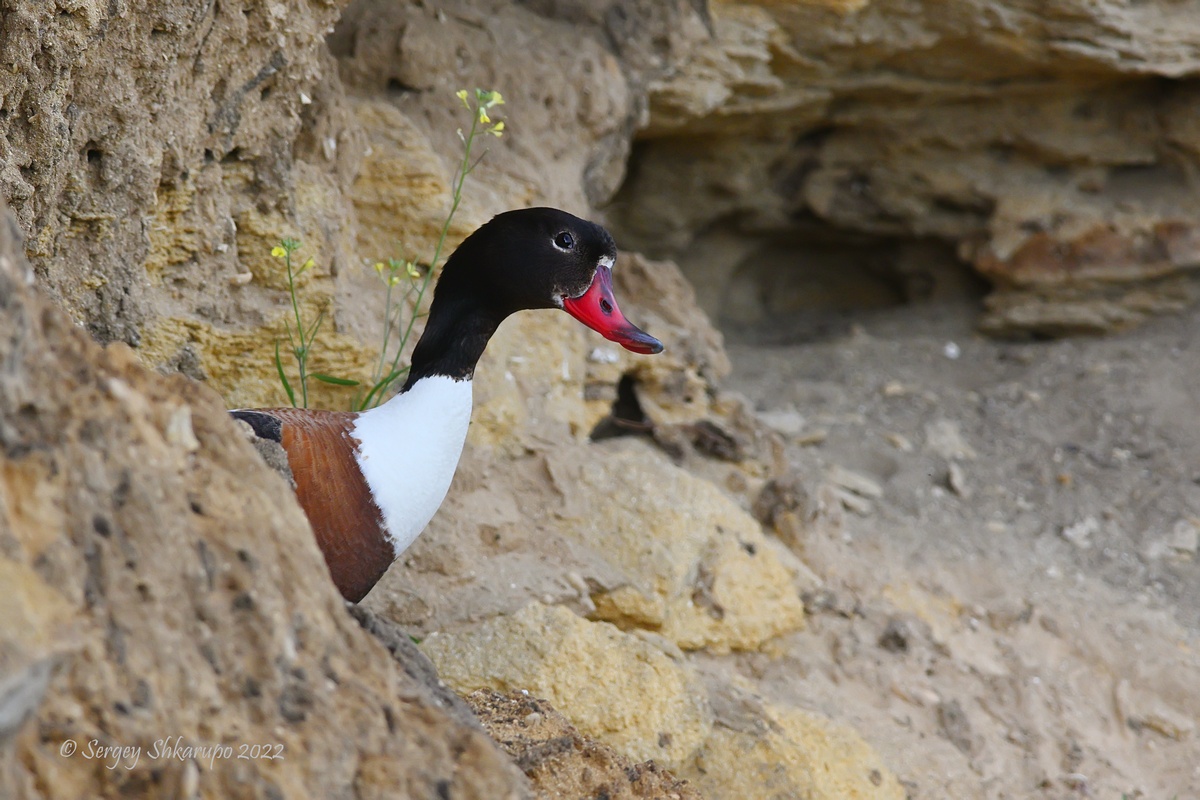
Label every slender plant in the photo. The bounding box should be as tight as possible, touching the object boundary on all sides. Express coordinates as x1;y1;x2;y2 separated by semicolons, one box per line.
271;239;358;408
272;88;505;410
354;88;505;410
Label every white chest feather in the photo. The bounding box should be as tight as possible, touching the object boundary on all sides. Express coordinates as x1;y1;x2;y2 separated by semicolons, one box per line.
351;376;473;556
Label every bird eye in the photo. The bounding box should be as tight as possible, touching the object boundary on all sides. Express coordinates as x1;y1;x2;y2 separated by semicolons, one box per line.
553;231;575;251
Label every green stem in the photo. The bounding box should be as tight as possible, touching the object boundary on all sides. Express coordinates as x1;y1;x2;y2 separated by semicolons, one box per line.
386;114;479;383
359;93;496;410
285;248;312;408
375;275;394;383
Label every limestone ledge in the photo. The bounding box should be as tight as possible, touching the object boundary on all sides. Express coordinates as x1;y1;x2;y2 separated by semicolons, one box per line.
422;603;902;800
613;0;1200;336
551;441;809;653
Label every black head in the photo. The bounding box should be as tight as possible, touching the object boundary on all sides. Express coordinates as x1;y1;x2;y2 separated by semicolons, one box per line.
405;208;662;389
436;208;608;311
434;207;662;353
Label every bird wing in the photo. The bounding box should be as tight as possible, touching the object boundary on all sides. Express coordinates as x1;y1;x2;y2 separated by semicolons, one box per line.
231;407;393;602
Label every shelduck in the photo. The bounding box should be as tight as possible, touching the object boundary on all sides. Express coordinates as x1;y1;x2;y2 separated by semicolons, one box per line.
233;208;663;601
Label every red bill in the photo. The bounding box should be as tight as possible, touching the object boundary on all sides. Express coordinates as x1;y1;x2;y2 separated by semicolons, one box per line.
561;265;663;355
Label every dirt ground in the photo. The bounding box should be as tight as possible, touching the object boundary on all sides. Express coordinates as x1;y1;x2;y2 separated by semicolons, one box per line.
718;296;1200;799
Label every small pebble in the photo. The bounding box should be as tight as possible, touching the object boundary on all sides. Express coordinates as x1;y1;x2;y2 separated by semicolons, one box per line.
947;462;969;498
1061;517;1099;549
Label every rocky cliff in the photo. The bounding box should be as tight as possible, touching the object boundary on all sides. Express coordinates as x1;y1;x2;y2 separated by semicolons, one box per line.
0;200;530;798
4;1;1199;799
611;0;1200;336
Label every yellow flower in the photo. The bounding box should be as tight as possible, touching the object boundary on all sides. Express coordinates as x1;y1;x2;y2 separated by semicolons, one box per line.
478;108;491;124
455;89;470;109
488;121;505;137
388;274;402;286
374;261;385;273
271;246;287;258
406;261;420;279
487;91;504;107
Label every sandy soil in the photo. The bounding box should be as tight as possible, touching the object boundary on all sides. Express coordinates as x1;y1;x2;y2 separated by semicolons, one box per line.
719;298;1200;799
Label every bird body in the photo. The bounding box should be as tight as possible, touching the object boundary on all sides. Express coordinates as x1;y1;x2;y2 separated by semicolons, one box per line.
353;374;472;556
233;208;662;601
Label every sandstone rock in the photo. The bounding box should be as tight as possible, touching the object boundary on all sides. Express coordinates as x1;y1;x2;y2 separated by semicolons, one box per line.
924;419;978;461
686;694;906;800
0;207;528;799
551;441;809;652
608;253;732;428
333;0;643;213
424;603;904;800
609;0;1200;336
137;309;378;411
0;559;77;743
467;689;706;800
420;603;714;770
348;97;492;268
344;605;485;734
467;311;597;453
1;0;361;351
0;3;911;798
1115;679;1198;742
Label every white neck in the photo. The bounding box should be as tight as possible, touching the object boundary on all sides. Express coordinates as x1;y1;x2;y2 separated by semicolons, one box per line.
351;376;473;555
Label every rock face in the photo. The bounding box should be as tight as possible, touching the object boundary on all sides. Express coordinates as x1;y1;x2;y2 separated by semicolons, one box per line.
690;693;906;800
0;208;528;798
609;0;1200;335
0;1;960;798
552;443;809;653
467;689;706;800
0;0;717;409
423;604;714;770
423;605;905;800
0;0;362;364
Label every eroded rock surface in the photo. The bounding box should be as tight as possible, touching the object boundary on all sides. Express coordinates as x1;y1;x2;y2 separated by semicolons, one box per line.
0;0;362;361
0;207;528;799
467;689;706;800
610;0;1200;336
14;2;1191;799
423;605;904;800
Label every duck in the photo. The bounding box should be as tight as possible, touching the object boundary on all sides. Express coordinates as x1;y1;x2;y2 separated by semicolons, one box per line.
232;207;663;602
